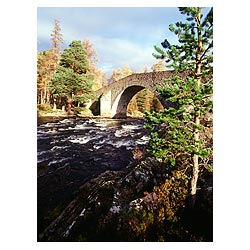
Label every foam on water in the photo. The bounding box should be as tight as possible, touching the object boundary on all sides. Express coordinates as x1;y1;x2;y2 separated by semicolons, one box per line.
68;133;103;145
69;137;92;144
111;139;135;149
48;157;72;166
114;129;128;137
37;149;51;157
121;124;141;130
59;118;72;124
74;123;92;130
37;157;50;164
38;118;151;176
136;135;150;145
93;145;102;150
51;146;69;151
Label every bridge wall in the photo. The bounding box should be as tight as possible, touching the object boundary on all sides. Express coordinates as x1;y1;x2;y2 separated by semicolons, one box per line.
95;71;177;118
100;90;112;117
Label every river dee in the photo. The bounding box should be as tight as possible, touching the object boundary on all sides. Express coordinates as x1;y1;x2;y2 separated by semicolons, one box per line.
37;118;150;176
37;117;150;229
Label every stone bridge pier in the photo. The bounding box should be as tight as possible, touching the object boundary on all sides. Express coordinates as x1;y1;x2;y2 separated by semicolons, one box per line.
90;70;186;118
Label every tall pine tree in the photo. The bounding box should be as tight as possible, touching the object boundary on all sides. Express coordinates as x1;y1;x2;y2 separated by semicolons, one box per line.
145;7;213;207
50;40;94;113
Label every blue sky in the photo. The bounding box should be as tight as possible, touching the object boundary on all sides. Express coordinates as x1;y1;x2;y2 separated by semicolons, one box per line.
37;7;187;76
37;7;205;76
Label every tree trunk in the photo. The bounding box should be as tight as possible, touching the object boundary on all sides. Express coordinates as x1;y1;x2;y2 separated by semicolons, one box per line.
190;7;202;208
41;91;45;104
53;99;57;111
43;86;47;104
190;114;200;208
67;98;73;115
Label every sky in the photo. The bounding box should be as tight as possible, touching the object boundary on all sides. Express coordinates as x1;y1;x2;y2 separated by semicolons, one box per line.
37;7;189;76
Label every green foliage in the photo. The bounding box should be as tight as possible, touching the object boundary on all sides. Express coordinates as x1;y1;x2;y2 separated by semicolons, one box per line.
146;7;213;172
136;89;148;113
153;7;213;72
60;40;89;74
50;40;95;107
37;103;52;112
126;171;190;241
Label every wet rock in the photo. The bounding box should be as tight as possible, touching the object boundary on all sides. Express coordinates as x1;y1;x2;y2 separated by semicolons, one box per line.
38;155;213;242
38;157;168;241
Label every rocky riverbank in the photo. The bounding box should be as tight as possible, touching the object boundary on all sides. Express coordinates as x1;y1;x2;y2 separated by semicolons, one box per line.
37;108;95;125
38;157;212;242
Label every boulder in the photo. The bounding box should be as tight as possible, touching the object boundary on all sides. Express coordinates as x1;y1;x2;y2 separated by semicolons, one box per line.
38;157;168;241
38;156;213;242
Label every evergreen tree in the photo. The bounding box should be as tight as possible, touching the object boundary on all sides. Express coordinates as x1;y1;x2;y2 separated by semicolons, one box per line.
145;7;213;207
50;40;94;113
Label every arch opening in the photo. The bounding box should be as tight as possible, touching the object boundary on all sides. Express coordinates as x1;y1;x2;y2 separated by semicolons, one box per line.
127;89;163;118
112;86;163;118
112;86;144;118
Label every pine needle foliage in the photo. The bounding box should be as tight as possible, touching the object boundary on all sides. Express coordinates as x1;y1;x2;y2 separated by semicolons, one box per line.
50;40;95;107
145;7;213;205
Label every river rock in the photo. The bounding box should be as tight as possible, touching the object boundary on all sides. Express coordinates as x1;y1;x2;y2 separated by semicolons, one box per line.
38;155;213;241
38;157;169;241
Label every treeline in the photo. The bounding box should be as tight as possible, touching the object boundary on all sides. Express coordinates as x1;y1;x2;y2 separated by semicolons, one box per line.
37;20;106;115
37;19;169;116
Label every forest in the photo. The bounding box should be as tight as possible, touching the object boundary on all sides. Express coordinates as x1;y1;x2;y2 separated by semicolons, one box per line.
37;20;165;118
37;7;213;242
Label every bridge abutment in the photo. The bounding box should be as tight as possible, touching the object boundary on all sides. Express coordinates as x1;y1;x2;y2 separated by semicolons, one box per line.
100;90;113;118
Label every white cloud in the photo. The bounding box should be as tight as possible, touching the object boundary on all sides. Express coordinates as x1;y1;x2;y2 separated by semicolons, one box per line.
37;7;185;76
91;36;158;76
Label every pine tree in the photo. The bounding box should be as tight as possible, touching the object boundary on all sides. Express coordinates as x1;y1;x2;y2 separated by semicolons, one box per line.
50;40;94;113
145;7;213;207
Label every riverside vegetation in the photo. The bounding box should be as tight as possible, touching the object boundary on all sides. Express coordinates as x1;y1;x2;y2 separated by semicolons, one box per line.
37;7;213;241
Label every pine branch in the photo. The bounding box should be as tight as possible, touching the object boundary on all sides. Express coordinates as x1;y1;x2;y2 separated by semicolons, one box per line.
200;42;213;61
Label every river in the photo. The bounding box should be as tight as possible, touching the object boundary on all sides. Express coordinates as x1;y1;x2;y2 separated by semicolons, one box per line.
37;117;150;233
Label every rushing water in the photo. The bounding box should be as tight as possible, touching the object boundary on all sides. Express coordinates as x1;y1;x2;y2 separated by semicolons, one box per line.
37;117;150;231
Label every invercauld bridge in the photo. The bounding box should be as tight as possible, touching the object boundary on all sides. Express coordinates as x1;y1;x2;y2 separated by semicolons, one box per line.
89;70;186;118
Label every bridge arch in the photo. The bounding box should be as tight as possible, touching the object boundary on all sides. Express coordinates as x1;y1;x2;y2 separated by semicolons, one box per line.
90;71;176;118
111;85;145;118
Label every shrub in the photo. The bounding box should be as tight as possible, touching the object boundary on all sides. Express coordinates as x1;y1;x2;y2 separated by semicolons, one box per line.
37;103;53;112
126;170;189;241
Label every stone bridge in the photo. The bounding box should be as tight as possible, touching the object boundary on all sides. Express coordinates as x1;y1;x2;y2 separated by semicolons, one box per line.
89;70;180;118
